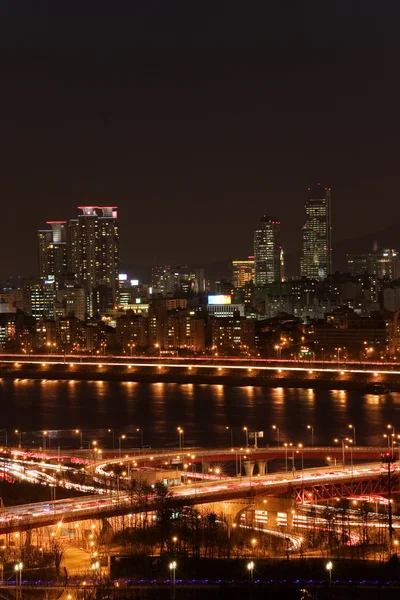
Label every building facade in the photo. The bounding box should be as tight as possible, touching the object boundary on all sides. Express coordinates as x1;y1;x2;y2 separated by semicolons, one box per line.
254;216;281;285
232;257;255;288
300;185;332;280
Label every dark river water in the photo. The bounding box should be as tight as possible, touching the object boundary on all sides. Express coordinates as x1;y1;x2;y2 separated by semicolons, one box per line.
1;379;400;450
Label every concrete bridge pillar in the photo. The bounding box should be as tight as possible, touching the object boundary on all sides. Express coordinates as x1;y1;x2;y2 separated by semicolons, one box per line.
257;460;267;476
202;461;210;475
243;461;255;477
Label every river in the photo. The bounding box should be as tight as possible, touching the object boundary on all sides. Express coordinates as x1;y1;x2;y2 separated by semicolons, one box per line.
1;379;400;451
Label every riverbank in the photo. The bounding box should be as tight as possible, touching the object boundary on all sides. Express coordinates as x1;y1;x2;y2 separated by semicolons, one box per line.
1;359;400;390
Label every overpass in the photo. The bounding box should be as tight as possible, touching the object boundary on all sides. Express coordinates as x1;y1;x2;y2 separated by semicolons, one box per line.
0;461;397;534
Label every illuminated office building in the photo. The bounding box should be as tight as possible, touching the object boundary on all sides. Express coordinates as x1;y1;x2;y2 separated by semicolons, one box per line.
301;184;332;280
232;257;255;288
38;221;68;282
254;217;281;285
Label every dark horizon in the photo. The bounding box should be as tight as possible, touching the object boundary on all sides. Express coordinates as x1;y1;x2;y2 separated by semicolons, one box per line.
0;2;397;279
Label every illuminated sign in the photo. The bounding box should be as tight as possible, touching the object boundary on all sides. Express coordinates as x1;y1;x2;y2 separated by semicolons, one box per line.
118;273;128;281
208;295;232;305
131;279;139;286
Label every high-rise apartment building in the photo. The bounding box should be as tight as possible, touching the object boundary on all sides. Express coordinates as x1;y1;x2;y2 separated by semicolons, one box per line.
70;206;119;301
38;221;68;282
301;184;332;280
254;217;281;285
232;257;255;288
39;207;119;314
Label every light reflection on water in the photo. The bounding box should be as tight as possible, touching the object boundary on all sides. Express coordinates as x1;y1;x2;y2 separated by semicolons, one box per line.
0;380;398;448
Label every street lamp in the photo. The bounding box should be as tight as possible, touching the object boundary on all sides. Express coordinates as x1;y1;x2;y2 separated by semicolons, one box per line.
284;442;289;472
243;426;249;447
177;427;184;450
298;443;304;471
92;560;100;583
348;424;356;446
14;429;22;449
272;425;280;447
108;428;115;449
334;438;345;467
247;561;255;583
169;560;177;586
118;434;126;457
75;429;83;450
14;562;23;590
307;425;314;447
136;428;144;448
326;561;333;585
225;426;233;447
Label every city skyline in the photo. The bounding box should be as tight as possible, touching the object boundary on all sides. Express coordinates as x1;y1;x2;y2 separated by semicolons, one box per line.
0;3;395;280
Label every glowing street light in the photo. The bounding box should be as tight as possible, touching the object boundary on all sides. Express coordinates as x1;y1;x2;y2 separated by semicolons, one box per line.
348;424;356;446
177;427;184;450
169;560;177;586
14;562;23;589
272;425;280;447
247;561;255;583
307;424;314;447
326;561;333;585
118;434;126;457
75;429;83;449
243;426;248;447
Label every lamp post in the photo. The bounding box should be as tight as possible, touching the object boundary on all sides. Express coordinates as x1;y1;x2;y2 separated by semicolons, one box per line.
243;426;249;447
388;425;395;457
307;425;314;447
75;429;83;450
169;560;177;597
326;561;333;586
272;424;280;447
14;429;22;449
298;443;304;471
284;443;288;472
177;427;184;450
348;424;356;446
225;426;233;447
92;560;100;584
14;562;22;592
118;434;126;458
334;437;345;467
247;561;255;584
42;430;49;451
136;428;144;448
108;428;115;449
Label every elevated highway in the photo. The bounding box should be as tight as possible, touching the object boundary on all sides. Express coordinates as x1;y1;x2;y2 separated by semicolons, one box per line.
0;461;397;534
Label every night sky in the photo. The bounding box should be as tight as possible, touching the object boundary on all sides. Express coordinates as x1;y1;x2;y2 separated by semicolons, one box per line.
0;1;397;279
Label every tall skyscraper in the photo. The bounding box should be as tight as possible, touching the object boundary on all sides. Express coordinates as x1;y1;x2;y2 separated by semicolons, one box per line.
301;184;332;280
39;207;119;315
38;221;68;282
254;217;281;285
71;206;119;302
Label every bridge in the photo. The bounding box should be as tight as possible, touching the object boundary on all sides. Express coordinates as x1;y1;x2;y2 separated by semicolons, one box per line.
0;461;397;534
2;353;400;388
